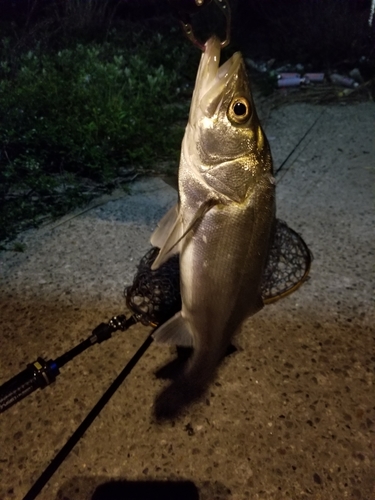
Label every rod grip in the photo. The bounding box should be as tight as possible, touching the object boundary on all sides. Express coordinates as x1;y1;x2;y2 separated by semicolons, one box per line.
0;358;59;413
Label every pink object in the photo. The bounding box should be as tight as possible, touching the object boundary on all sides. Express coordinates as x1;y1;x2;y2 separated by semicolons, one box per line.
278;72;300;79
277;77;304;88
304;73;325;83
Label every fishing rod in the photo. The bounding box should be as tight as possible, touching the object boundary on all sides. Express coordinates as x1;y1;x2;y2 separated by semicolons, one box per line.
0;315;133;414
0;248;180;415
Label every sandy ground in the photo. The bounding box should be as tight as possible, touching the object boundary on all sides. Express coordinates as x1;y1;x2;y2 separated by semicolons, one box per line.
0;101;374;500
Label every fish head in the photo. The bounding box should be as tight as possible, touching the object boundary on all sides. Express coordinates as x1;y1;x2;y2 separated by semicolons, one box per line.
184;37;273;202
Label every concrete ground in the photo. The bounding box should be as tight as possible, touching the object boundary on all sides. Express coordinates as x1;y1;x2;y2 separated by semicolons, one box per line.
0;101;374;500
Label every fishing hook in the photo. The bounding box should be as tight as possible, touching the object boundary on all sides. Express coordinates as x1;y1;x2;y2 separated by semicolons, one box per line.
169;0;231;50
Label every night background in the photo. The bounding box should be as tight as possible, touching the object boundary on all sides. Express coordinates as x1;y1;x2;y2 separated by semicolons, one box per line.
0;0;374;246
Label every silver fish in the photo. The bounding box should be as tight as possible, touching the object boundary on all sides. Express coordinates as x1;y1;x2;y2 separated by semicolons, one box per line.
150;36;276;419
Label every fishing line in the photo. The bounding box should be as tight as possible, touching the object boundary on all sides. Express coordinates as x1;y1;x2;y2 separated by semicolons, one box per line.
22;332;154;500
275;109;326;178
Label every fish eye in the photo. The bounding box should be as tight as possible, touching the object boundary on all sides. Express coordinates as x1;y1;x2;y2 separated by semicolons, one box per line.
228;97;251;124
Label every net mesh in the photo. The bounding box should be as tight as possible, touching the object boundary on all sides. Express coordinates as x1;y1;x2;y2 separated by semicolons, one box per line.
125;248;181;327
261;219;312;304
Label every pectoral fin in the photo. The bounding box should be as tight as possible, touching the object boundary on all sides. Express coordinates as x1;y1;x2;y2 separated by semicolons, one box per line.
151;204;180;249
152;312;193;347
151;204;183;270
151;198;219;270
175;197;219;242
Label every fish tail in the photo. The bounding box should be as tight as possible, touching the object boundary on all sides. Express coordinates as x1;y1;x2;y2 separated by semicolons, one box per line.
153;348;222;421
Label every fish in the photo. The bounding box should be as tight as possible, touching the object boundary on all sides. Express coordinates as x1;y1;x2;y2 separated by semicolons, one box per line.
150;36;276;420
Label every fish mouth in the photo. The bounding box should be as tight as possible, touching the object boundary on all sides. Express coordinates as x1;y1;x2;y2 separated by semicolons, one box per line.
189;36;243;121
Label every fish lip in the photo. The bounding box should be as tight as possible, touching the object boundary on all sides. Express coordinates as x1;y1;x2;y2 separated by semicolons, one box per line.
190;36;243;121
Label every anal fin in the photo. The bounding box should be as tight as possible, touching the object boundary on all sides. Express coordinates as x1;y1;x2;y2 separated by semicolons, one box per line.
152;312;193;347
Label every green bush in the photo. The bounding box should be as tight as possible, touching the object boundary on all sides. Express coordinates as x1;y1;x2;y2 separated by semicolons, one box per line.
0;32;193;243
0;36;187;178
